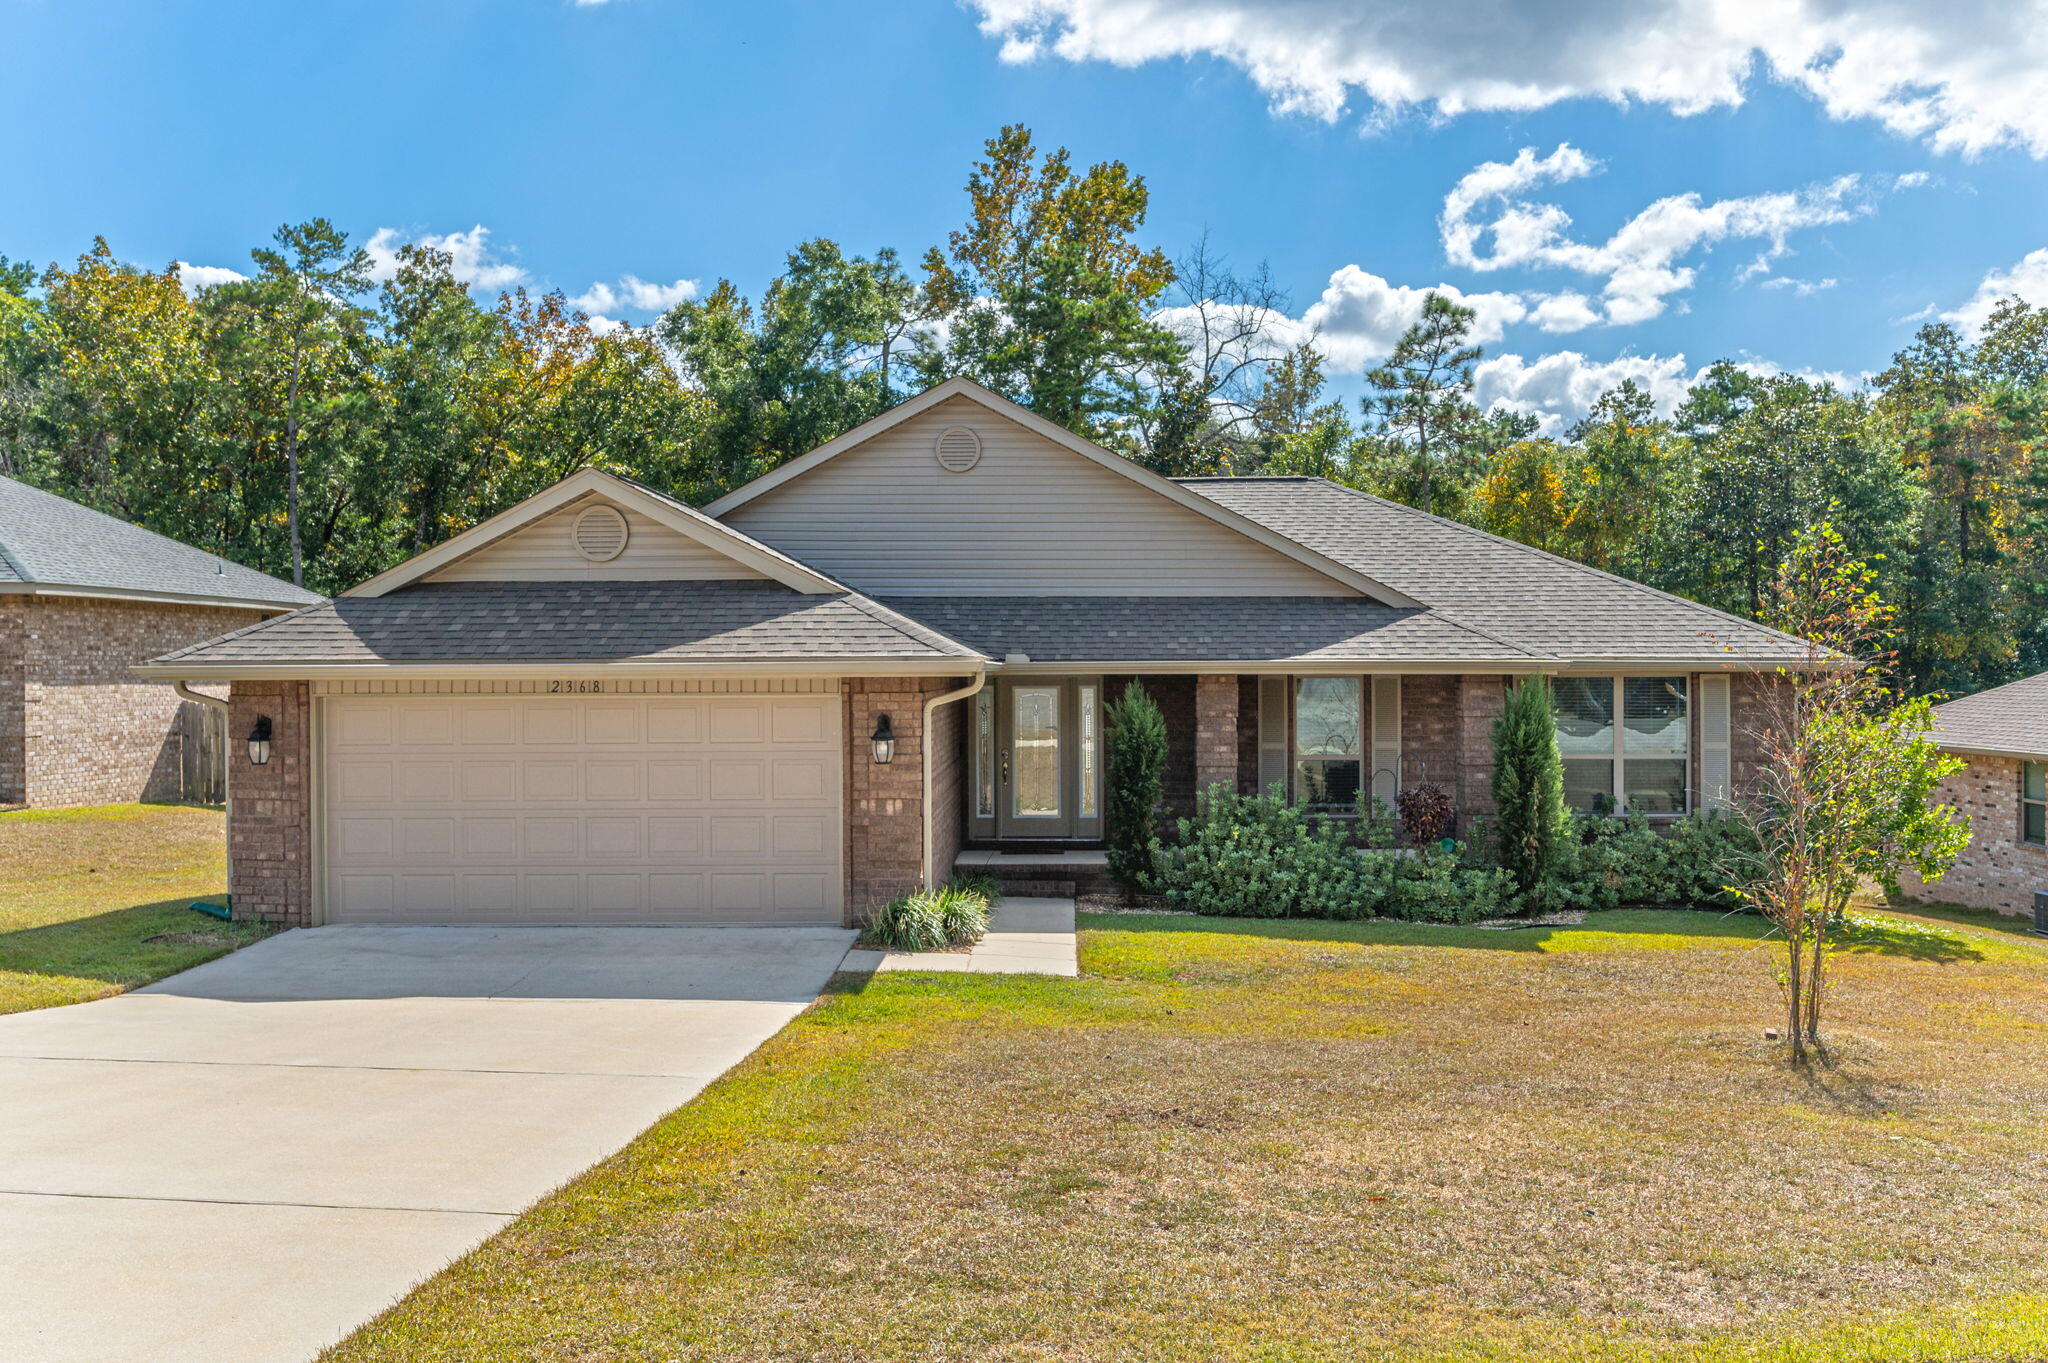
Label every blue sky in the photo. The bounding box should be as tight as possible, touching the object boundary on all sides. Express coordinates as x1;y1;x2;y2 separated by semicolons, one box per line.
6;0;2046;428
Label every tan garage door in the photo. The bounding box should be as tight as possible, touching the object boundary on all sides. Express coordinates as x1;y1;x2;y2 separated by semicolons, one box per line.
320;691;843;924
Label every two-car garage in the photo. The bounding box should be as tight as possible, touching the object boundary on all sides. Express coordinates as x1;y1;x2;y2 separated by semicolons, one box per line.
318;685;844;925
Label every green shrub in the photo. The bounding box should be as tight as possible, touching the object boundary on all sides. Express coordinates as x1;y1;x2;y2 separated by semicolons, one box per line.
1155;785;1512;924
1542;810;1763;912
1491;676;1571;908
1104;681;1169;891
861;881;993;952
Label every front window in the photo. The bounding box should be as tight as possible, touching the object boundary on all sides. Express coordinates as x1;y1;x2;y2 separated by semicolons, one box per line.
1294;677;1362;809
2024;763;2046;845
1078;683;1099;818
973;689;995;819
1555;676;1689;814
1012;684;1061;818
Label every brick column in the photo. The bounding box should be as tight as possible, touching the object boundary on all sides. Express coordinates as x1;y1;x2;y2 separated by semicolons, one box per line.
1455;675;1509;824
1194;673;1240;797
842;676;971;923
227;680;313;926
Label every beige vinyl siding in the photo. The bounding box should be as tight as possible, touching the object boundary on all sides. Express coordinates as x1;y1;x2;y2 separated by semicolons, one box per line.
425;499;770;584
723;397;1356;596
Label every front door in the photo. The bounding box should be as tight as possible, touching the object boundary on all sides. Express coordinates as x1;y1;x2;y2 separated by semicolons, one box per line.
990;677;1102;840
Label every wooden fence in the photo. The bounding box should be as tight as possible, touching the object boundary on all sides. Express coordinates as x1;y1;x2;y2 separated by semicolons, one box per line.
177;700;227;806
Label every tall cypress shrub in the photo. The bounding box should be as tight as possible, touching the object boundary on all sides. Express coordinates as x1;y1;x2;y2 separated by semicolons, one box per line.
1491;676;1571;907
1104;681;1168;893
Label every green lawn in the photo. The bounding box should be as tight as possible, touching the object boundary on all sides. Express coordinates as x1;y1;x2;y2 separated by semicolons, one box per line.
0;803;271;1014
328;907;2048;1363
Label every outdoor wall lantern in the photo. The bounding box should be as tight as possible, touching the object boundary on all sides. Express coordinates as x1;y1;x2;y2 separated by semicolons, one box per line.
247;715;273;767
870;714;896;765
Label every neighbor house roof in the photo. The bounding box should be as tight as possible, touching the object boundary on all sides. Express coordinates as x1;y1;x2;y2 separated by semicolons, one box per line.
138;580;984;678
1929;672;2048;761
1182;477;1818;668
877;596;1546;670
0;475;323;610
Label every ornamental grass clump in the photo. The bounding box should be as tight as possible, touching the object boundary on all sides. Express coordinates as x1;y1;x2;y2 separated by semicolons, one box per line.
860;881;995;952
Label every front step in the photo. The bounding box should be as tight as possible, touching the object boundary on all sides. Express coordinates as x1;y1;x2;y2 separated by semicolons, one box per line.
954;849;1119;898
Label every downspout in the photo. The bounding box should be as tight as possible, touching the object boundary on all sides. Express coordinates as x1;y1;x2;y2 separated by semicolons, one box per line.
174;681;234;921
921;668;988;890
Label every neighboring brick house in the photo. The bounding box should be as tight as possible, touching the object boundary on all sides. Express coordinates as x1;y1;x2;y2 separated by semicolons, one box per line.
1898;673;2048;917
0;476;320;808
139;378;1814;930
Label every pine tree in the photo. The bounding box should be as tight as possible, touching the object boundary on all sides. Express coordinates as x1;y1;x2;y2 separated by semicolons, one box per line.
1491;677;1571;908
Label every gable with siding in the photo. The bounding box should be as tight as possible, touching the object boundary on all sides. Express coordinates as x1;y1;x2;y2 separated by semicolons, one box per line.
720;397;1359;597
424;497;769;585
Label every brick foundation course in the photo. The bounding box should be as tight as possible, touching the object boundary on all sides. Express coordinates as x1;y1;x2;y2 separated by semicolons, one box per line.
5;595;264;808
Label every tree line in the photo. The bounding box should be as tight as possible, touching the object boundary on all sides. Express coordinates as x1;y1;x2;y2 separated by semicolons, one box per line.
3;125;2044;698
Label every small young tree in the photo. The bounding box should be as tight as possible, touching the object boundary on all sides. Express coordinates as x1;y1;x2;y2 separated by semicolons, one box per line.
1737;524;1969;1061
1104;681;1168;894
1491;676;1571;907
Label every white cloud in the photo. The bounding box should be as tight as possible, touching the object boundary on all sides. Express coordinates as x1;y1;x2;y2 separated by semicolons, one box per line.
568;274;698;316
171;261;247;294
1475;351;1710;433
1473;349;1859;431
968;0;2048;158
1759;275;1838;295
364;225;527;291
1232;264;1530;369
1440;144;1882;325
1939;247;2048;333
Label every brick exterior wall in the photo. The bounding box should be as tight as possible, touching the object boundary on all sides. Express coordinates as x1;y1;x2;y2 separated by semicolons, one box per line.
1455;674;1510;824
1104;674;1197;816
842;676;972;921
1898;754;2046;916
0;599;23;805
1399;675;1459;797
1193;674;1238;797
227;680;314;926
5;596;264;808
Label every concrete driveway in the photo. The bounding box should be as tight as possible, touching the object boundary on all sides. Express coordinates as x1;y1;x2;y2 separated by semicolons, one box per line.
0;924;854;1363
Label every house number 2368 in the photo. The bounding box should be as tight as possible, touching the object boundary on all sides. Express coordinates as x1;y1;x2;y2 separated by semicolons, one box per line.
546;680;606;694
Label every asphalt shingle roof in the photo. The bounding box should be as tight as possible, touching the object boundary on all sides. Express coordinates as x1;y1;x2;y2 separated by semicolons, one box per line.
0;475;323;608
1930;672;2048;759
1180;477;1816;665
149;580;983;667
877;596;1541;664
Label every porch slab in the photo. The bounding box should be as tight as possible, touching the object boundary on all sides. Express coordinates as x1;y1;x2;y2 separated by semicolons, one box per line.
956;849;1109;868
841;897;1079;977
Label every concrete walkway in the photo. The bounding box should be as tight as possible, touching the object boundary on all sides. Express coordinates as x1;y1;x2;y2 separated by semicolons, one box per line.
0;923;852;1363
841;896;1079;976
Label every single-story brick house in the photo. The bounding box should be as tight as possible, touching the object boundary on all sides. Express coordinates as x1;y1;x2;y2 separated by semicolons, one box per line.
1;475;321;808
1897;672;2048;917
139;378;1803;927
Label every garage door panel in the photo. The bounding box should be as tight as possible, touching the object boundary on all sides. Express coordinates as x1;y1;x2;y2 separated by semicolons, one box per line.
462;818;517;858
645;702;702;743
647;759;703;800
584;760;642;800
460;760;518;801
324;693;842;924
708;759;764;801
459;705;518;745
519;702;578;745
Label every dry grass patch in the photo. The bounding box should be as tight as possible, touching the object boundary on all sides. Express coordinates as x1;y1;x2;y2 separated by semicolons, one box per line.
329;909;2048;1363
0;803;270;1014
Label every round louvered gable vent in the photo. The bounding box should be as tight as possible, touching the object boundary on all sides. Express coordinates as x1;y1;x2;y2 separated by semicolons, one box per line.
572;504;630;562
935;425;982;472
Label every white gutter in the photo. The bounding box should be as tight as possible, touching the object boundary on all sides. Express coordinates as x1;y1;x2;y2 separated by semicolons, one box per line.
921;669;988;890
172;681;233;899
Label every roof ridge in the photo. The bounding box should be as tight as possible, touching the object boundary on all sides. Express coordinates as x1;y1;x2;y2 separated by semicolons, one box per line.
1296;478;1815;652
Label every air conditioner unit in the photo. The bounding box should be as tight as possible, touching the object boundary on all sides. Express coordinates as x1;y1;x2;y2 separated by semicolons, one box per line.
2033;891;2048;937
